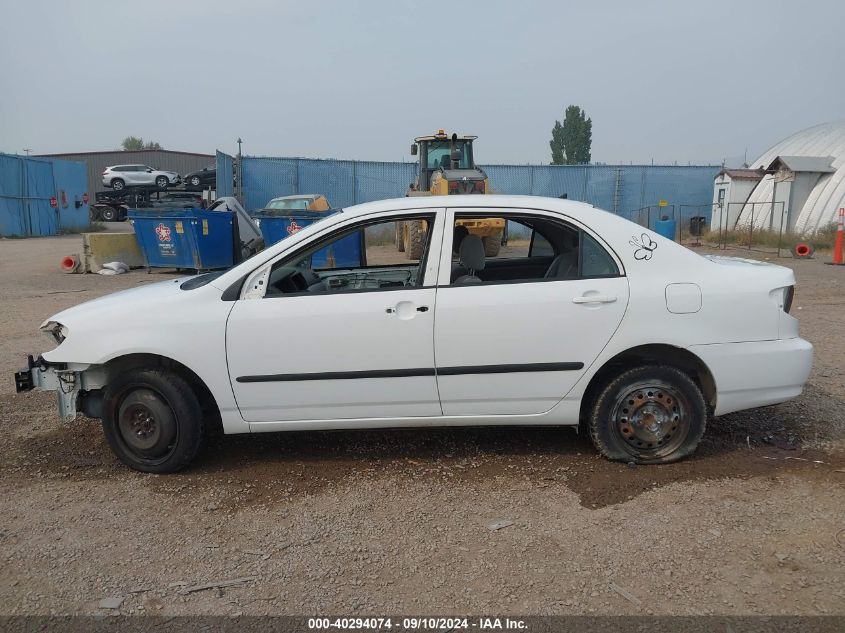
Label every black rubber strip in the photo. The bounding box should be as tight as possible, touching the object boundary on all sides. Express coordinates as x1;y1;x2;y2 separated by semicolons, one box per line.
236;367;436;383
236;362;583;383
436;362;584;376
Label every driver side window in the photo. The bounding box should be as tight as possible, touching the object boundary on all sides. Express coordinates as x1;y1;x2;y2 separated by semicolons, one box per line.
264;216;434;297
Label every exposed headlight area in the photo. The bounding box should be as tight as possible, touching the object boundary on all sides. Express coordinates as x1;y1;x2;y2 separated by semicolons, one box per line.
40;321;68;345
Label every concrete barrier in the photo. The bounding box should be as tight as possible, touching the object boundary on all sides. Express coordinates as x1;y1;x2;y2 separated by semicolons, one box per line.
82;232;144;273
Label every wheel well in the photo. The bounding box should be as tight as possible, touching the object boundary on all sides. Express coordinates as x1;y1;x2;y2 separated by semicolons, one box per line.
578;344;716;425
103;353;222;433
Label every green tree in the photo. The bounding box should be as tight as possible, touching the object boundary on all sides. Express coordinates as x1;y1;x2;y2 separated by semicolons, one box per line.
121;136;163;151
550;106;592;165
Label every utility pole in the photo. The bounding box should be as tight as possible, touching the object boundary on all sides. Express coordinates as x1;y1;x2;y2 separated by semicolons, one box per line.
236;137;243;205
22;148;31;156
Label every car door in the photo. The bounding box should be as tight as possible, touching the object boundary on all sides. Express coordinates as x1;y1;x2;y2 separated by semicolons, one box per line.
226;209;445;425
433;208;629;416
136;165;155;185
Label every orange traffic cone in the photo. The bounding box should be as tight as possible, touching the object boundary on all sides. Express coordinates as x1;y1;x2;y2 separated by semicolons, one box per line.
60;254;80;273
827;208;844;266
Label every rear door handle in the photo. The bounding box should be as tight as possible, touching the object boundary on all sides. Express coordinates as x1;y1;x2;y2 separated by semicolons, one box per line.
416;306;429;312
572;295;617;304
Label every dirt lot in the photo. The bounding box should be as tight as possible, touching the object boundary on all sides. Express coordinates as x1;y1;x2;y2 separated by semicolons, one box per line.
0;233;843;617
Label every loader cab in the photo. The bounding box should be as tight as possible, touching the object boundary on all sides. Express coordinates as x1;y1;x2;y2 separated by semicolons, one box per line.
412;131;477;191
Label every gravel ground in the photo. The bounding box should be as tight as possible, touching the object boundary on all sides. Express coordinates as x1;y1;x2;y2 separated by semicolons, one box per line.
0;233;843;616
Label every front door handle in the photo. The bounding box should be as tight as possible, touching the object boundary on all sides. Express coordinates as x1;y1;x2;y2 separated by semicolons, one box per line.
572;295;617;304
385;304;429;315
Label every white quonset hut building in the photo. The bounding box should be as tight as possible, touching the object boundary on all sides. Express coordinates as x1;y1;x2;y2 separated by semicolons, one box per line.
723;121;845;235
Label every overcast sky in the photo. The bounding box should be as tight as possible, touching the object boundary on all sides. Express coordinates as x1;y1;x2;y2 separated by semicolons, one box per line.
1;0;843;165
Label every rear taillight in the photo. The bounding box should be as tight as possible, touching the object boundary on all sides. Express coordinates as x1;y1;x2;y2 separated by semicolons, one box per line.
448;181;458;193
783;286;794;313
473;180;485;193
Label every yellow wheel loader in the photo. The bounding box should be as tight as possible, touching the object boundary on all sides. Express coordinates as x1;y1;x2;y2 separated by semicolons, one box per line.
398;130;505;259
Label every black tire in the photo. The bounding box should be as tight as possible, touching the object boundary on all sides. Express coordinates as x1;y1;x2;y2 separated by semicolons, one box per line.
101;369;204;473
189;175;201;187
155;176;169;189
588;365;706;464
111;178;125;191
395;222;405;252
482;235;501;257
404;220;425;260
101;207;116;222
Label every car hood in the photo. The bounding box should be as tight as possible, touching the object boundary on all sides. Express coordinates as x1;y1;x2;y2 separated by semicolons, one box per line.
44;277;191;330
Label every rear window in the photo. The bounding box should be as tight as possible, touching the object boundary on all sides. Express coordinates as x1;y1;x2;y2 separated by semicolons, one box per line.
266;199;311;210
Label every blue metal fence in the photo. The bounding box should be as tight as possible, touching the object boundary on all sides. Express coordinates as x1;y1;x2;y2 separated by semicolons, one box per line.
237;156;719;223
0;153;89;237
215;150;234;198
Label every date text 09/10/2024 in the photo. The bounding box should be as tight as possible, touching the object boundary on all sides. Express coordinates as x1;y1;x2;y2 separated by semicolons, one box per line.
307;617;527;630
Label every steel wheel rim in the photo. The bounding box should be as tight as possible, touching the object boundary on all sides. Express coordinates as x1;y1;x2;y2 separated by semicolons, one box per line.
611;379;691;458
116;387;178;462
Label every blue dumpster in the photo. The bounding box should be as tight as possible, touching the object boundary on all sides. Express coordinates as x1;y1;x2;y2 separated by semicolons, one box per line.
129;208;237;271
253;210;364;268
654;217;677;241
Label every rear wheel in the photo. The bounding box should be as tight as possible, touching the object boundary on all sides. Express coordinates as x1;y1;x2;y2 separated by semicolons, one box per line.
404;221;425;259
101;369;204;473
189;175;201;187
482;235;501;257
111;178;125;191
155;176;169;189
588;365;706;464
101;206;116;222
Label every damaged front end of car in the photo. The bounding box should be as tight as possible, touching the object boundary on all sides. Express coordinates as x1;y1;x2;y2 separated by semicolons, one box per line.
14;320;109;422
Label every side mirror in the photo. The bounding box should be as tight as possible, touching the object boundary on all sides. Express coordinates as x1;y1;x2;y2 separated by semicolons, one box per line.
147;168;154;173
450;148;461;161
410;144;418;156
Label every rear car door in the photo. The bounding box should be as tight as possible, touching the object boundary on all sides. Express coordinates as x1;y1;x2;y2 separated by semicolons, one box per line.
433;208;629;416
226;209;445;425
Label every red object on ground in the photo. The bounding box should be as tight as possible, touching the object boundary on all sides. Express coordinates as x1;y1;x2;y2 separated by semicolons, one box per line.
60;255;79;273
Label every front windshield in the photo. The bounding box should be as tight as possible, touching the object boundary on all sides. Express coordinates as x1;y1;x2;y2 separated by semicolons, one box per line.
425;141;470;170
266;198;311;210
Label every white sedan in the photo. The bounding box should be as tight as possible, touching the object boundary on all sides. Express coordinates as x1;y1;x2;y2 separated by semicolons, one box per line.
15;195;813;472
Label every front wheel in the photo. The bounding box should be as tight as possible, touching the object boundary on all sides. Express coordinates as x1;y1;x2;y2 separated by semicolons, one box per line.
190;176;201;187
155;176;169;189
101;369;204;473
588;365;706;464
101;207;116;222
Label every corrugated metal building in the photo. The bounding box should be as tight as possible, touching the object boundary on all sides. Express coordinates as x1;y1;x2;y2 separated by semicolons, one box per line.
735;120;845;234
37;149;214;199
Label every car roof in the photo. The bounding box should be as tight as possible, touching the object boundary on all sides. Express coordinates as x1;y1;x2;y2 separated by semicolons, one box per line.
269;194;321;201
339;194;593;218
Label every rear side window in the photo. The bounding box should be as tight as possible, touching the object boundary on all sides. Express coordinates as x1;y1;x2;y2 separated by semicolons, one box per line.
581;232;619;277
